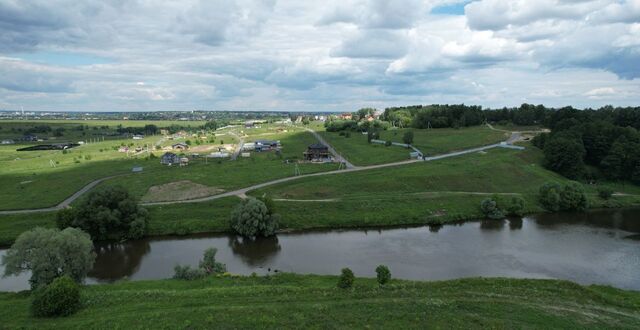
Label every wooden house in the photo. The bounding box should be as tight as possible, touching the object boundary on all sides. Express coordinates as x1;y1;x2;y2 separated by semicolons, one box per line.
160;152;180;165
304;143;330;161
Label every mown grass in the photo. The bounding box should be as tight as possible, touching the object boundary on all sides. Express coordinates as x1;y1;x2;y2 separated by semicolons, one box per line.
317;125;507;166
1;274;639;328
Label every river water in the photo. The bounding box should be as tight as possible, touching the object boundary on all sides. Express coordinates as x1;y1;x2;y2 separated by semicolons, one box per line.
1;208;639;292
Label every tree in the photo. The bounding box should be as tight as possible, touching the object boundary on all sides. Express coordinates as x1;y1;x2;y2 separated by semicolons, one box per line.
543;137;586;179
375;265;391;285
505;196;526;216
597;186;614;200
402;131;414;145
337;268;354;289
230;198;279;238
31;275;81;317
199;248;227;274
539;182;562;211
57;185;149;240
560;182;589;211
480;197;504;219
204;120;218;131
2;227;95;289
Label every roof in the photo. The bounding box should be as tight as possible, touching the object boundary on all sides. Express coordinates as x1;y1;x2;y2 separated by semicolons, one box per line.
255;139;278;145
308;143;328;150
172;142;188;147
162;152;177;157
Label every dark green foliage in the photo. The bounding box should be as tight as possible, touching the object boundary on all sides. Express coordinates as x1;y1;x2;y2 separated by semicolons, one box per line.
538;182;588;212
203;120;218;131
538;182;563;211
480;198;504;219
174;247;227;280
505;196;526;216
543;136;585;179
58;186;149;240
2;227;95;289
31;276;81;317
375;265;391;285
402;131;414;145
598;186;614;200
325;120;358;132
384;140;392;147
230;198;279;238
560;182;589;211
337;268;354;289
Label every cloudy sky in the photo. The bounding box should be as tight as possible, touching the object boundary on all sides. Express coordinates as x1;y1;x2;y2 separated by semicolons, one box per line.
0;0;639;112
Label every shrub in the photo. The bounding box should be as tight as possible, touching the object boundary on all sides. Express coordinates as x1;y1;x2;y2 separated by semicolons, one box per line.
402;131;414;145
199;248;227;274
173;265;206;280
337;268;354;289
2;227;95;289
375;265;391;285
480;198;504;219
598;186;614;200
230;198;279;238
31;276;81;317
539;182;563;211
384;140;392;147
560;182;589;211
505;196;526;216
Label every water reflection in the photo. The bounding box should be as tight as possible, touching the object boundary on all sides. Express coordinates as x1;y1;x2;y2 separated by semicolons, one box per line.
480;219;505;230
228;235;281;266
90;240;151;281
508;218;523;230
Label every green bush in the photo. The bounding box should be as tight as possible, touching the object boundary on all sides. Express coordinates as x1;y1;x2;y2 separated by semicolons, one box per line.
230;198;279;238
384;140;392;147
480;198;504;219
31;276;81;317
505;196;526;216
375;265;391;285
560;182;589;211
597;186;614;200
337;268;354;289
173;265;206;280
199;248;227;274
539;182;562;211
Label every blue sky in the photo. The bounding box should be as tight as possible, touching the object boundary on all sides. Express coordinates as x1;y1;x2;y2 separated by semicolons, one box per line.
0;0;639;112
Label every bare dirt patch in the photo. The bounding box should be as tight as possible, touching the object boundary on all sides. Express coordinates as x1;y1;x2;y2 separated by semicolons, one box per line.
141;180;224;202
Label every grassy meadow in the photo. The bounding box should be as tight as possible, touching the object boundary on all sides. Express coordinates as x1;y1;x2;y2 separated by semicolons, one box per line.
318;125;507;166
1;274;639;329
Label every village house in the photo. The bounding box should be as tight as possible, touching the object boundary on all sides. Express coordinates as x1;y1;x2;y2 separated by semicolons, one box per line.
132;134;144;140
172;142;189;151
160;152;180;165
1;139;15;144
339;113;353;120
304;143;330;162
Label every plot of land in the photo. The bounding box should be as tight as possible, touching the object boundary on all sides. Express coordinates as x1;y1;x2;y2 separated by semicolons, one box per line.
141;180;224;203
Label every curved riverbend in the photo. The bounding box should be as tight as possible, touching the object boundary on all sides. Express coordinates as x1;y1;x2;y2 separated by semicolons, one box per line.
1;208;639;292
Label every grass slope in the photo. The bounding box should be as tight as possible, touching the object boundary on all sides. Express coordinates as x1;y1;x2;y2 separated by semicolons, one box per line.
1;274;639;329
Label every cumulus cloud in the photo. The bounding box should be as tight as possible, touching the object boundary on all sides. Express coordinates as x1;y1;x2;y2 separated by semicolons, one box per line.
0;0;638;111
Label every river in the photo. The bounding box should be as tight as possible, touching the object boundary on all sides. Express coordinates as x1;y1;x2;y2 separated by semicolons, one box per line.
1;208;639;292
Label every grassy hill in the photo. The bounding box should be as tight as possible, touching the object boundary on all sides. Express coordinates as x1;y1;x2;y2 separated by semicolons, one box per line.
1;274;639;329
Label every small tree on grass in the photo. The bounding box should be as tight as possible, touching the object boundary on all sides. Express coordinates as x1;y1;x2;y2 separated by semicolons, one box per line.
560;182;589;211
31;276;81;317
538;182;562;211
598;186;614;200
230;198;279;238
375;265;391;285
57;185;149;240
2;227;95;290
480;197;504;220
505;196;526;216
402;131;414;146
337;268;354;289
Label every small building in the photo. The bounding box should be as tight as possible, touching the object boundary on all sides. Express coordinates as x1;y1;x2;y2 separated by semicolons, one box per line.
255;140;280;152
339;113;353;120
23;135;38;142
209;152;230;158
160;152;180;165
244;121;255;129
179;157;189;166
241;152;250;158
242;142;256;151
172;142;189;151
1;139;14;145
133;134;144;140
304;143;330;161
132;166;143;173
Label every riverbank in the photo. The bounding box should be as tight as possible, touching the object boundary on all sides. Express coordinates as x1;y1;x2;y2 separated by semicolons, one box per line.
1;274;639;328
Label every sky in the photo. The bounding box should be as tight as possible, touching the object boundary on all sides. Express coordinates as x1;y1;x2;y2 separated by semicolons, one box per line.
0;0;639;112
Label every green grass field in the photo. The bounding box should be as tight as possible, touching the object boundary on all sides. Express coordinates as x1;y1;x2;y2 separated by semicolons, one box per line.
1;274;639;328
318;125;507;166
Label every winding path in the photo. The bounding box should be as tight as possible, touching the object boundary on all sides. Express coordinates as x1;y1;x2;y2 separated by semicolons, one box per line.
0;129;525;213
304;128;356;169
